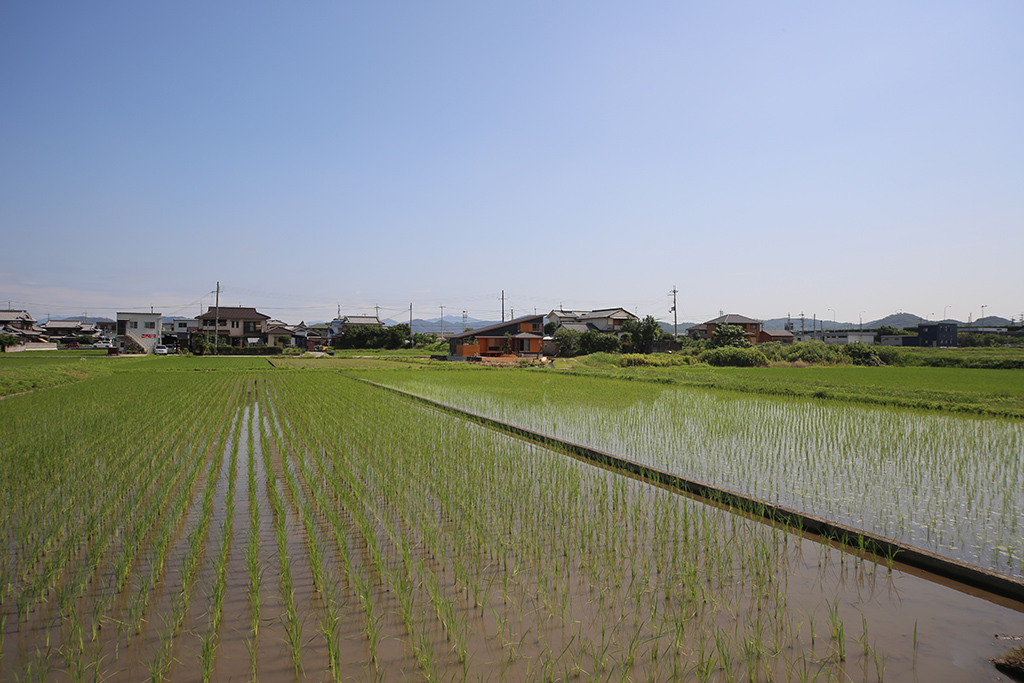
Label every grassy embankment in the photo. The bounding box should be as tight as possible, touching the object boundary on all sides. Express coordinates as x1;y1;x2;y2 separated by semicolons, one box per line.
0;354;125;397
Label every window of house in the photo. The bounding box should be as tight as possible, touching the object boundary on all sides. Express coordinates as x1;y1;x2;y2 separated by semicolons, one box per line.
129;321;138;329
203;319;213;327
178;322;187;329
144;322;155;329
231;320;239;329
219;320;227;327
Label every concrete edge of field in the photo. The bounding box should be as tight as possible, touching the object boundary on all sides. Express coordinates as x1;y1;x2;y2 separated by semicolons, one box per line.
354;376;1024;609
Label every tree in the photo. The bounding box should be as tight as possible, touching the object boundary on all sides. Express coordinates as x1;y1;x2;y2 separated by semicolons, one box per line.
544;321;557;335
710;323;750;348
552;328;581;357
622;315;661;354
0;333;19;352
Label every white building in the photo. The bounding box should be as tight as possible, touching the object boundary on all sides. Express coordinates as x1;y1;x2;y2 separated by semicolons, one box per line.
792;330;876;345
117;312;162;354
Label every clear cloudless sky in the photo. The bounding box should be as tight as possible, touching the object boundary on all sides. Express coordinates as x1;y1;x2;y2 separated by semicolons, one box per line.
2;2;1021;325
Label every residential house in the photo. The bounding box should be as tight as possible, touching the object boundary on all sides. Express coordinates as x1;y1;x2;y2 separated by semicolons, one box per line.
305;323;329;349
547;308;638;336
688;314;763;344
265;324;295;347
0;310;43;344
329;315;385;340
163;318;197;347
0;310;37;331
42;319;88;341
448;315;544;359
918;322;957;348
758;329;795;345
195;306;270;346
117;312;162;354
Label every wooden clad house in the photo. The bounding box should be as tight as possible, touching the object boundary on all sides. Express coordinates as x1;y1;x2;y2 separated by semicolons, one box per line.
448;314;544;358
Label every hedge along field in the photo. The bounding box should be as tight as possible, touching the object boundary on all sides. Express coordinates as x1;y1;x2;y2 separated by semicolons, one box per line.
1;362;1023;682
357;368;1024;581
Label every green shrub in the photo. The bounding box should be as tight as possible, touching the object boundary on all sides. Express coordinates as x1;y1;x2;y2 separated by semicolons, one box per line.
213;345;283;356
698;347;769;367
620;353;692;367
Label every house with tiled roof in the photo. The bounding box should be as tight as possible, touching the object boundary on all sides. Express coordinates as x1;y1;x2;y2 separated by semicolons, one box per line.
195;306;270;346
547;307;638;336
328;315;385;340
688;314;763;344
0;310;36;330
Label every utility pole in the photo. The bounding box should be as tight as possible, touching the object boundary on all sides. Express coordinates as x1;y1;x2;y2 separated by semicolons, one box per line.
501;290;505;322
439;305;445;338
669;286;679;338
214;281;220;355
462;310;467;332
375;304;380;319
409;303;413;345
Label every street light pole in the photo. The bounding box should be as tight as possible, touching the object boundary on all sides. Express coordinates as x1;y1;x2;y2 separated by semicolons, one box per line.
943;305;950;321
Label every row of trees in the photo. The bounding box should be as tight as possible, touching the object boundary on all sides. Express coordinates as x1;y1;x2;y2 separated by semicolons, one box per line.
551;317;756;358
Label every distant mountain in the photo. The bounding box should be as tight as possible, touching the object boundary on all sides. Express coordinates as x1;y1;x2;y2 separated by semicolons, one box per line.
659;321;700;335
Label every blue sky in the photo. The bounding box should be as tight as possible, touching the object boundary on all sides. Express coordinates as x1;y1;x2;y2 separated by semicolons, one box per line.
2;2;1021;325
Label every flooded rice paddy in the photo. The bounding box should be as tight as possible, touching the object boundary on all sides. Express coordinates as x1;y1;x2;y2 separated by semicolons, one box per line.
0;365;1022;681
386;372;1024;580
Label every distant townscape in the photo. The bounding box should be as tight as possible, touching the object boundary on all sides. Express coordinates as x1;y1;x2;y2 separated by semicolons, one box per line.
1;302;1020;358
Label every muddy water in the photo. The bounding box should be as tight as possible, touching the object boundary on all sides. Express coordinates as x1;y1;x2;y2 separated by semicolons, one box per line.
3;377;1024;683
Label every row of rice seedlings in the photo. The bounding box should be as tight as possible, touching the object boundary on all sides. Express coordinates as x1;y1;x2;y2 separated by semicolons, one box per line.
197;399;245;682
262;372;878;681
377;370;1024;579
143;377;241;682
256;382;306;677
0;371;245;681
244;397;263;680
267;375;391;673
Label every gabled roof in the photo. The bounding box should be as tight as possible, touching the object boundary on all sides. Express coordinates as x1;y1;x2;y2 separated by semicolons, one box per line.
196;306;270;321
761;329;793;338
704;314;762;326
580;308;637;321
559;322;596;333
450;314;544;340
0;310;35;324
549;309;590;319
343;316;384;326
43;319;83;329
265;326;293;335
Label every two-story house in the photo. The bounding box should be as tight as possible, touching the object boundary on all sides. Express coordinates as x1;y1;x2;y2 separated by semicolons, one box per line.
195;306;270;346
688;314;764;344
547;308;638;336
117;311;162;353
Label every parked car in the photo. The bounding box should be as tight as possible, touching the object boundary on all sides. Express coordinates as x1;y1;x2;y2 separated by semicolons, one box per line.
154;345;169;355
66;342;80;348
93;341;113;348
